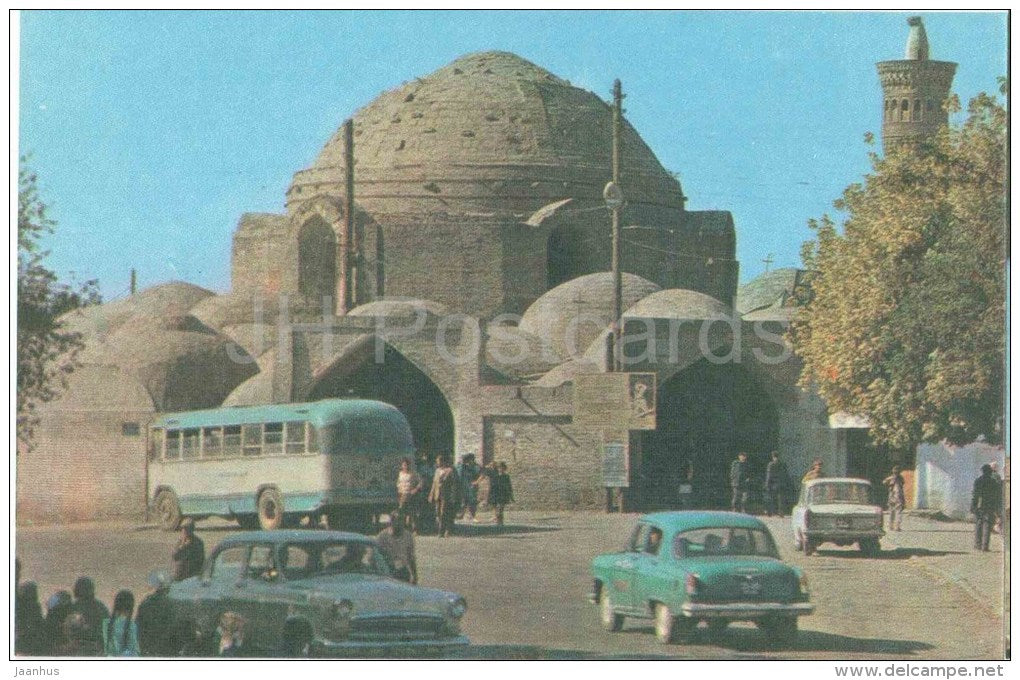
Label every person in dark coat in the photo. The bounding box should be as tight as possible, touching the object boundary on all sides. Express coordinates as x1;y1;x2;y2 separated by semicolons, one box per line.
15;581;47;655
171;519;205;581
729;452;752;513
45;590;74;655
489;462;514;526
136;572;177;656
764;452;790;516
971;464;1002;552
70;576;110;656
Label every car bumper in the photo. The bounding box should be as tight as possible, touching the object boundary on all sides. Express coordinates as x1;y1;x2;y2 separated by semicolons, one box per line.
313;635;470;657
681;601;814;619
804;529;884;540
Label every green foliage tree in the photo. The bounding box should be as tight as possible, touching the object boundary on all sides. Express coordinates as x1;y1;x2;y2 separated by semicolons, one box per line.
793;93;1006;450
17;160;100;450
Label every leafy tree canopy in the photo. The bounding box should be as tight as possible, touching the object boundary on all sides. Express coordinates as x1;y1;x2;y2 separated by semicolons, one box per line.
793;92;1006;450
18;159;100;449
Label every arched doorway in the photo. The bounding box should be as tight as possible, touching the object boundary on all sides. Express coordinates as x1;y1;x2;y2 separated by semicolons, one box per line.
638;359;778;510
308;342;455;460
298;216;337;304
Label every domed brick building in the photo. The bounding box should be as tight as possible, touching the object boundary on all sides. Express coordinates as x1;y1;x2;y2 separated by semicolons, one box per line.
21;47;893;522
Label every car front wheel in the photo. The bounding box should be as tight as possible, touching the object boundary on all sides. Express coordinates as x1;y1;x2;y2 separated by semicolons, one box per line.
599;590;624;632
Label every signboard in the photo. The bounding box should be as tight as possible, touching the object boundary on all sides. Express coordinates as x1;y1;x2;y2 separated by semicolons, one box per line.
602;441;629;488
573;372;657;431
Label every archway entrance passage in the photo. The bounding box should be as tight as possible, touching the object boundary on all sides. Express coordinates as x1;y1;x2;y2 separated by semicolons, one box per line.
638;359;778;510
298;215;337;305
308;343;455;461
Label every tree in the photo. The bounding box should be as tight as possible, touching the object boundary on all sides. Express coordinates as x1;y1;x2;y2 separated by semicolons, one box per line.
793;93;1007;450
17;160;100;449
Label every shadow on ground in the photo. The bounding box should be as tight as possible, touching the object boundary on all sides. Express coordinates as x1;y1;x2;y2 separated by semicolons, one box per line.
814;547;968;560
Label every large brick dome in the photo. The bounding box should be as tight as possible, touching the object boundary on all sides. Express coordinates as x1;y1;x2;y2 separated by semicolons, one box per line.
287;51;686;220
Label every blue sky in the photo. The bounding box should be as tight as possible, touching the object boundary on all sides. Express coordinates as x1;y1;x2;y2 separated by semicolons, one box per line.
18;10;1007;302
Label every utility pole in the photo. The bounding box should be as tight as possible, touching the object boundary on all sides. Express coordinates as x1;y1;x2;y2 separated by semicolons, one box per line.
337;118;355;315
345;118;358;310
129;268;136;295
608;78;624;373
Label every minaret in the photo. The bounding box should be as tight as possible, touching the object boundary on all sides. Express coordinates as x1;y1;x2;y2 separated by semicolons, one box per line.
876;16;957;153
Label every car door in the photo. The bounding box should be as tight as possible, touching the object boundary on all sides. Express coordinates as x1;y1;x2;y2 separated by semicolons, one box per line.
606;523;649;612
632;524;668;615
192;544;250;643
233;542;285;653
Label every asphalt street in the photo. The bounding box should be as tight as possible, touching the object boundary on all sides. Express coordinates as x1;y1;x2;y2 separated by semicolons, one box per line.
14;511;1006;659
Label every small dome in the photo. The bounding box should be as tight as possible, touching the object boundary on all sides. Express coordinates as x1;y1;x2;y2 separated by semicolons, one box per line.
484;324;562;381
735;268;803;316
222;368;274;407
190;292;281;330
81;314;258;412
625;289;732;320
519;273;661;361
60;281;214;343
40;364;156;413
347;297;449;321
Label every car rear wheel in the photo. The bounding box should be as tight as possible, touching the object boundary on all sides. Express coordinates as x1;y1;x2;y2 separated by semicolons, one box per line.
154;489;182;531
759;615;798;647
257;488;285;530
599;590;624;632
654;603;681;644
859;538;881;556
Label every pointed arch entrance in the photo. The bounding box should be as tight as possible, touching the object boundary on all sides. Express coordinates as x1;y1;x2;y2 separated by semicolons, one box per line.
308;340;455;460
638;359;778;510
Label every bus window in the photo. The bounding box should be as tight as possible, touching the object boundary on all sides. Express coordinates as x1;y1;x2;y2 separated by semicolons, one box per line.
148;428;162;461
223;425;242;457
264;423;284;455
285;422;306;454
165;430;181;461
307;425;320;454
203;427;223;458
242;424;262;457
182;429;200;460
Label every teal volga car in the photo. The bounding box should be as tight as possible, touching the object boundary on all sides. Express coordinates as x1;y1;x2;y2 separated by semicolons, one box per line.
590;511;813;646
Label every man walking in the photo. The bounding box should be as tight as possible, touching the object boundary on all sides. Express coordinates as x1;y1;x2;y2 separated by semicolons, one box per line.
171;519;205;581
376;512;417;584
729;452;752;514
883;466;906;532
764;452;790;516
971;464;1001;552
428;455;461;538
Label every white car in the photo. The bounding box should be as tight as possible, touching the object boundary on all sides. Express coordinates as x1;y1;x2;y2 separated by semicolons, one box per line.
791;478;884;556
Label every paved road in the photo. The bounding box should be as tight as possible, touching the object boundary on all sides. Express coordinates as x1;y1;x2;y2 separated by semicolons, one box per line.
15;511;1005;659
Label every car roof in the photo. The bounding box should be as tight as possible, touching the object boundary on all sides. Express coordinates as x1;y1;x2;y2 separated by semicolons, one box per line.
213;530;376;548
638;511;768;532
804;477;873;487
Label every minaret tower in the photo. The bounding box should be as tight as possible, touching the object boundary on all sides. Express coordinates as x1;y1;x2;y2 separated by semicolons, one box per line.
876;16;957;153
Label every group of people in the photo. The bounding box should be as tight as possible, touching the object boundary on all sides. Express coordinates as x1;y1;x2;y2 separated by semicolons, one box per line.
396;454;515;537
728;451;793;516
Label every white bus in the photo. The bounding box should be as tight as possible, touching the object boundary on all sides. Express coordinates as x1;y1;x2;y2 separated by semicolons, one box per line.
147;399;414;531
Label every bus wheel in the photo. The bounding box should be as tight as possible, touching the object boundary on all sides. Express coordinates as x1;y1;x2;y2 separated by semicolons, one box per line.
154;489;182;531
257;489;285;530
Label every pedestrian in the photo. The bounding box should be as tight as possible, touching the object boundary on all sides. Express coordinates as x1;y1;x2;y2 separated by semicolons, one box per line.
71;576;110;656
802;458;823;483
677;463;695;509
475;460;496;517
428;455;461;537
171;518;205;581
416;453;437;535
44;590;74;656
55;612;89;657
136;571;177;656
989;462;1004;533
376;511;418;584
278;617;314;657
217;611;250;657
764;452;790;516
102;590;141;656
729;452;752;513
457;454;481;521
15;581;47;656
882;465;906;532
396;457;423;533
490;462;514;527
971;463;1001;552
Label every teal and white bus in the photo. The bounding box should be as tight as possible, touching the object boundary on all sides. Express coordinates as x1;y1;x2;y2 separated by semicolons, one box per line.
147;399;414;531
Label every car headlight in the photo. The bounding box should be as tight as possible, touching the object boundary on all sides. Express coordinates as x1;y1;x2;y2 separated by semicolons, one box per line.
447;596;467;619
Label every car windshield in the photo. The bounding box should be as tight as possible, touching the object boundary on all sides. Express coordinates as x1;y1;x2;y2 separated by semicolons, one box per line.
808;482;872;505
276;541;391;580
673;527;779;559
